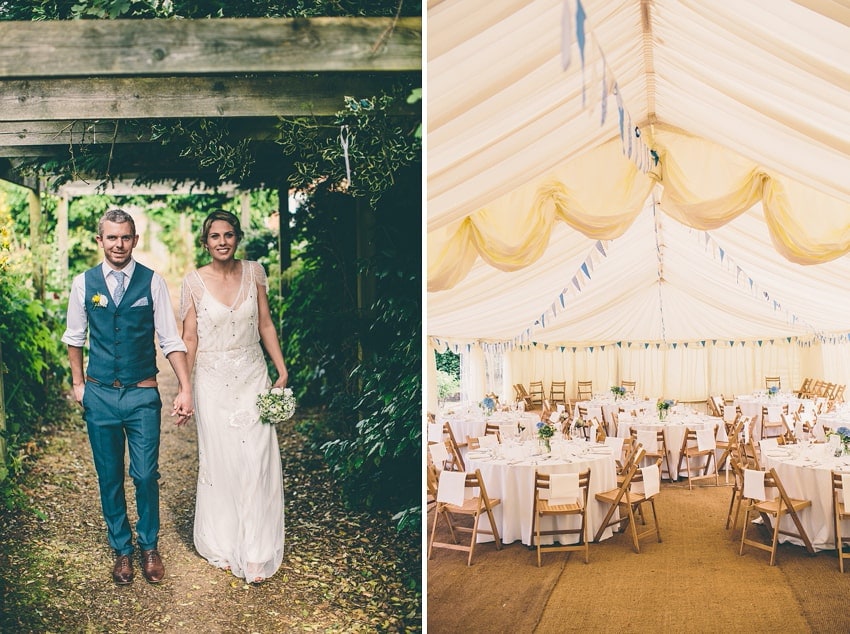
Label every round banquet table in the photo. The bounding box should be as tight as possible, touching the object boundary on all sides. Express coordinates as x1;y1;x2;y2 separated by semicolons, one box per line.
762;443;850;551
616;412;725;480
465;439;618;546
734;394;811;440
576;397;654;432
439;411;540;456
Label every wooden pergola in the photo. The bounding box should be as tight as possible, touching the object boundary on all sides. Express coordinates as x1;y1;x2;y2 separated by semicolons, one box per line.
0;16;422;470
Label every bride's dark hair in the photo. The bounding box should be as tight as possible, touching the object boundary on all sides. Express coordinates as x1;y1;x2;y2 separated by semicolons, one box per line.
200;210;244;246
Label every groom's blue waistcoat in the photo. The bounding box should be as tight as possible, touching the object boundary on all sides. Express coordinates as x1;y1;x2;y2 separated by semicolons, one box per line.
84;264;158;385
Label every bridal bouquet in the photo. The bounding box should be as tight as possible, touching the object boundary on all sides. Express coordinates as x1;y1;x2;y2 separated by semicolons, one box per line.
256;387;296;425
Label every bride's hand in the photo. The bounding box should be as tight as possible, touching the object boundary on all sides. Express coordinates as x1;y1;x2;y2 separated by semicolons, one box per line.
272;370;288;390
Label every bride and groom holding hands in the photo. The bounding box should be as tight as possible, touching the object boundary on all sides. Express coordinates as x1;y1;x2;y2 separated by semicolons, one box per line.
62;208;288;585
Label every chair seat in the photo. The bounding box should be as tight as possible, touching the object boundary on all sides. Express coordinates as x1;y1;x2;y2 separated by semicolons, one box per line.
754;497;811;514
537;499;583;514
443;496;501;514
595;488;646;506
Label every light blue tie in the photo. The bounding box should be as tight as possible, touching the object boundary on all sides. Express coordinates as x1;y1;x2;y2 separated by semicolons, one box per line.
111;270;126;305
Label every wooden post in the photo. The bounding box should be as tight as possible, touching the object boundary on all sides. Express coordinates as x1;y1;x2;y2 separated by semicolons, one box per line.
27;181;44;301
56;192;69;283
240;191;252;231
355;198;376;362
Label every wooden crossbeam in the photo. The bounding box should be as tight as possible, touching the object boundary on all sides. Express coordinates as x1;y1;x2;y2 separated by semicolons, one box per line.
0;17;421;78
0;73;418;122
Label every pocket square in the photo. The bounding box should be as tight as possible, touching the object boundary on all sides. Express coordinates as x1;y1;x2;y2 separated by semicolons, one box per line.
130;297;149;308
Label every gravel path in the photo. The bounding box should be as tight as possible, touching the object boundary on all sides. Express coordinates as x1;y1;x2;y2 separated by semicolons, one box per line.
0;352;421;633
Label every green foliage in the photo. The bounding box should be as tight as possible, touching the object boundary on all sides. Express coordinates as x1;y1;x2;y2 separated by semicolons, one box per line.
436;369;459;401
0;0;420;20
292;163;420;517
435;349;459;376
277;88;421;207
0;266;72;502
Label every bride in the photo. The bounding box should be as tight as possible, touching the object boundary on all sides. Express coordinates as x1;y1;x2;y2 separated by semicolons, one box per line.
180;210;288;583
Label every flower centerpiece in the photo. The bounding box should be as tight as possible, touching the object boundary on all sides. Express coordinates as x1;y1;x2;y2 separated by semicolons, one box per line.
611;385;626;400
480;395;497;416
536;421;555;452
256;387;297;425
657;399;674;421
767;386;780;398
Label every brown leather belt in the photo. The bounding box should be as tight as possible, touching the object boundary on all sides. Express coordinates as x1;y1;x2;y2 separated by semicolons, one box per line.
86;375;157;389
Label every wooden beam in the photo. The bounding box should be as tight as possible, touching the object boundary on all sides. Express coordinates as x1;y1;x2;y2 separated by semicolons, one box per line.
0;73;417;121
0;17;421;78
0;118;283;148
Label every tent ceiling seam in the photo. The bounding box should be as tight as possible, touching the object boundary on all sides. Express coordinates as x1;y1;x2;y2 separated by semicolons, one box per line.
641;0;657;125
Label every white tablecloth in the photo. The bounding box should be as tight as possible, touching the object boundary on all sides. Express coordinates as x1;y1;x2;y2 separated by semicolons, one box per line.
576;397;654;432
762;444;850;551
438;411;539;451
466;440;617;546
616;412;724;480
734;394;810;439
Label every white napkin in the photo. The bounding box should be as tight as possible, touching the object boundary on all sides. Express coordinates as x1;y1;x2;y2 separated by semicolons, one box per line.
436;470;467;506
517;400;526;412
842;474;850;510
428;423;444;442
744;469;766;501
478;435;499;449
766;405;782;422
548;411;561;424
640;464;661;498
604;436;624;456
812;422;827;442
696;429;716;451
548;472;580;505
723;406;738;423
759;437;779;454
588;406;604;421
557;404;566;413
499;424;516;440
637;429;658;453
429;442;450;469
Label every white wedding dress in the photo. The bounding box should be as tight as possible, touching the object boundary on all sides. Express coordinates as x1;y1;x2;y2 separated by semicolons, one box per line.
181;260;284;582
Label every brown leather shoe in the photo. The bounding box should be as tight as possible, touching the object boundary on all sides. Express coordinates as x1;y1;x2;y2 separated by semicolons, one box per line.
112;554;134;585
141;549;165;583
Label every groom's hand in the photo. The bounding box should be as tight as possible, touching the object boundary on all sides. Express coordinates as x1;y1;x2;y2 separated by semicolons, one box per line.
171;390;194;426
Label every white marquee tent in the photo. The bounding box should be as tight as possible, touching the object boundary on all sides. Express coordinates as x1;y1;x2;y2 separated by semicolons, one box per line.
426;0;850;411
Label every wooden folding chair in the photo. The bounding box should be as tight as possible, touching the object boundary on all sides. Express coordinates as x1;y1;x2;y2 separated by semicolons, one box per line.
428;468;502;566
529;380;545;409
594;451;662;553
514;383;533;410
796;377;813;398
725;454;747;532
761;404;787;439
621;380;636;395
577;380;593;401
531;469;591;566
739;467;815;566
676;426;719;489
549;381;567;407
630;427;671;480
765;376;781;390
832;471;850;573
484;422;501;442
716;416;746;477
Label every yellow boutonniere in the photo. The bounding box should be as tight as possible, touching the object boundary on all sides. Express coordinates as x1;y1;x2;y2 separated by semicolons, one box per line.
91;293;108;309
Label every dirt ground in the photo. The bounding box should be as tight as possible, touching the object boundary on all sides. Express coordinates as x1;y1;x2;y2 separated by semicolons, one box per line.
0;357;422;633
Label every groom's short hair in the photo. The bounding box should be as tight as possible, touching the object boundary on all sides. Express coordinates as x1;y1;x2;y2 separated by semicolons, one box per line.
98;209;136;237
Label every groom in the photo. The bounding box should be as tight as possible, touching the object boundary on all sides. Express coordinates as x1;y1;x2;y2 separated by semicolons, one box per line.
62;208;194;585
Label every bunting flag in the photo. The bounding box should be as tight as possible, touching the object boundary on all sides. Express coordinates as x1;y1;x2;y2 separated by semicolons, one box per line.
692;226;824;340
513;239;612;346
560;0;655;174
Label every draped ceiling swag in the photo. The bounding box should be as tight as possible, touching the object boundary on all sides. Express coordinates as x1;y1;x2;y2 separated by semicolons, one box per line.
427;0;850;349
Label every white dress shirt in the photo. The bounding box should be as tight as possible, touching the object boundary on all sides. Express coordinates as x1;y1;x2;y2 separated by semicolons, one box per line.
61;260;187;357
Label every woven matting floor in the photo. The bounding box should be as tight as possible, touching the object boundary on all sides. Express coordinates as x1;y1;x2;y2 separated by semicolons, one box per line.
426;475;850;633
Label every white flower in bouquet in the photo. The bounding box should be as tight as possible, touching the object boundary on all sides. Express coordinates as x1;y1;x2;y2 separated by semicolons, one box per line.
256;387;297;425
